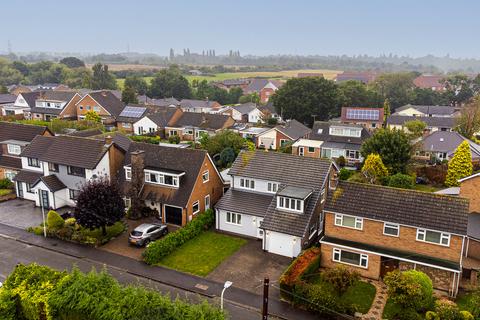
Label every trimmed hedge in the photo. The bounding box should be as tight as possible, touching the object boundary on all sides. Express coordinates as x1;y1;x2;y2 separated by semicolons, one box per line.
0;263;224;320
143;209;215;265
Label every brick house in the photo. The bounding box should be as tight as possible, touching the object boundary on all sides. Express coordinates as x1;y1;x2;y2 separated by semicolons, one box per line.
121;142;224;226
320;181;469;296
132;107;183;136
0;122;52;180
164;112;235;141
340;107;384;129
413;75;446;91
257;119;310;150
26;91;82;121
75;90;124;125
178;99;222;113
259;80;283;103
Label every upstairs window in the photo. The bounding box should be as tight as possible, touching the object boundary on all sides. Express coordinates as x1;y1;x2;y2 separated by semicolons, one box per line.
125;167;132;180
202;170;209;183
334;214;363;230
27;157;40;168
239;178;255;190
416;229;450;246
145;171;179;187
67;166;86;177
267;182;278;193
383;223;400;237
7;144;21;155
277;196;303;212
48;163;59;173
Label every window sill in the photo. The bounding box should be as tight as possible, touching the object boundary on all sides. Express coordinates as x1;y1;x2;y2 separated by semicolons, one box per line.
333;259;368;269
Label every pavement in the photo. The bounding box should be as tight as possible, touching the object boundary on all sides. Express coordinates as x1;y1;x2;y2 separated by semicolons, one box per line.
207;240;292;296
0;222;317;320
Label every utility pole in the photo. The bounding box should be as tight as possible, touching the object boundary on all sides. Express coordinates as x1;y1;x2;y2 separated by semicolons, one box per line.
262;278;269;320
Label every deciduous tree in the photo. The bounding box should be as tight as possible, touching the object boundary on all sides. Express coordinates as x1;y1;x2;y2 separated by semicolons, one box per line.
372;72;416;110
84;110;102;123
59;56;86;68
445;140;473;187
121;85;138;104
404;119;427;138
148;65;191;99
456;97;480;139
91;63;117;90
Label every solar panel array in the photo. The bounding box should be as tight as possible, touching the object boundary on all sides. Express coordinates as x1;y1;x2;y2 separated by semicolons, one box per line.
119;106;147;118
346;109;379;120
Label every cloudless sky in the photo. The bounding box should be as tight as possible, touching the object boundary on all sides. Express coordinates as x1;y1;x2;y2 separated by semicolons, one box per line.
2;0;479;58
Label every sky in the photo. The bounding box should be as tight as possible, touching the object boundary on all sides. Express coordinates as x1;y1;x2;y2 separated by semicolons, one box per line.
2;0;480;58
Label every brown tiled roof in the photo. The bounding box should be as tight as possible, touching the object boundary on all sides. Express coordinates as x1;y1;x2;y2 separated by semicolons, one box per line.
170;112;232;130
413;75;446;89
38;174;67;192
0;122;50;142
215;189;272;217
325;181;469;235
88;91;125;117
21;135;108;169
67;128;103;138
121;142;208;208
18;92;42;108
0;155;22;170
13;170;43;184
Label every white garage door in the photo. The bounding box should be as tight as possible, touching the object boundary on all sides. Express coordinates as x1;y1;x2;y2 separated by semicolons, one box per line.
266;231;301;258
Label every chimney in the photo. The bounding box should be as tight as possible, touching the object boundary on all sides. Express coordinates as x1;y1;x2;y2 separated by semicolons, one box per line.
104;135;113;146
130;150;146;184
329;170;339;190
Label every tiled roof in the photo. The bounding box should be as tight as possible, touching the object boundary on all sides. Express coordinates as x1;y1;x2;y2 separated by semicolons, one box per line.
67;128;104;138
147;97;180;107
0;122;50;142
0;94;16;104
275;119;310;140
325;181;469;235
0;155;22;170
21;135;108;169
147;108;179;127
179;99;219;109
413;75;446;89
121;142;208;208
215;189;272;217
310;121;371;145
395;104;458;116
88;91;125;117
18;92;41;108
245;79;269;93
232;103;257;115
38;175;66;192
421;131;480;158
170;112;232;130
13;170;43;184
387;115;456;128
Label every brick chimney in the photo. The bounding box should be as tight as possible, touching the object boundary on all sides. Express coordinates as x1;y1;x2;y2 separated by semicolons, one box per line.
104;135;113;146
131;150;145;181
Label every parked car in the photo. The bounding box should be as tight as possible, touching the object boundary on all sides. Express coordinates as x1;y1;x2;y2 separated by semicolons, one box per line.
128;223;168;247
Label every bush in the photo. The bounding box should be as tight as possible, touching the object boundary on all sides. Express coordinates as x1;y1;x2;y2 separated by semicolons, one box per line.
336;156;346;167
292;281;349;316
426;299;474;320
143;209;215;265
322;265;360;294
64;217;76;226
168;135;181;144
0;290;16;320
384;270;433;311
0;178;13;189
47;210;64;230
338;168;354;181
388;173;415;189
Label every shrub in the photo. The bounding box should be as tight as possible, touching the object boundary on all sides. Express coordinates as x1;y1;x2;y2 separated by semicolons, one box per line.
64;217;76;226
426;299;474;320
336;156;346;167
384;270;433;311
292;282;346;315
0;178;13;189
168;135;180;144
47;210;65;230
338;168;353;181
0;290;16;320
460;290;480;319
322;265;360;294
445;140;473;187
388;173;415;189
143;209;215;265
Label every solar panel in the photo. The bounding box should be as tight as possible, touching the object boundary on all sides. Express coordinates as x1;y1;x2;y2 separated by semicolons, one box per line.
346;109;379;120
119;106;147;118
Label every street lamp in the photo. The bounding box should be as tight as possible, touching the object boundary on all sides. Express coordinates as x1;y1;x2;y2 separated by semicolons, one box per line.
220;280;232;310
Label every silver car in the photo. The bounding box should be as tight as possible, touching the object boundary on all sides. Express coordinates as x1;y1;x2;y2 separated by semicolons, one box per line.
128;223;168;247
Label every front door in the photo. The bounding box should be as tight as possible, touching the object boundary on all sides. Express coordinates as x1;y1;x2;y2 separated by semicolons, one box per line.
380;257;399;278
17;182;23;198
40;190;49;209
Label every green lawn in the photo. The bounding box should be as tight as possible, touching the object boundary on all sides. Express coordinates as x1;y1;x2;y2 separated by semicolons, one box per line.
413;184;443;193
0;189;13;196
159;231;247;276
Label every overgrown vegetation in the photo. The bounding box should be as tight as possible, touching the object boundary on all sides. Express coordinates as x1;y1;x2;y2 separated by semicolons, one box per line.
17;118;104;134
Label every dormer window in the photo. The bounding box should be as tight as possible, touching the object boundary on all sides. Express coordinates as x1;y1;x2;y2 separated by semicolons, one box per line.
27;157;40;168
7;144;21;155
329;127;361;137
277;196;303;212
276;186;312;213
267;182;278;193
239;178;255;190
144;169;181;187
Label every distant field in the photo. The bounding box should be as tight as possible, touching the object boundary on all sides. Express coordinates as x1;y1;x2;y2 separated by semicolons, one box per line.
117;68;341;88
86;64;165;71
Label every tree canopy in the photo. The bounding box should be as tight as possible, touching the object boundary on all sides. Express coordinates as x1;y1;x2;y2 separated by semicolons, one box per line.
372;72;416;111
59;56;86;68
338;80;382;108
271;77;343;126
91;63;117;90
148;66;191;99
456;97;480;139
361;154;388;184
445;140;473;187
121;85;138;104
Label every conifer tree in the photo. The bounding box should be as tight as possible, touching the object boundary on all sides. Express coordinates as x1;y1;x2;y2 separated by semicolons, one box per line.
445;140;473;187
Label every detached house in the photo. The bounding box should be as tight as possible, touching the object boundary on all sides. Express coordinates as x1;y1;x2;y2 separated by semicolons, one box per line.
215;151;337;257
13;135;124;209
229;103;264;123
257;119;310;150
26;91;82;121
413;75;446;91
321;181;469;296
165;112;235;141
8;92;41;116
340;107;384;129
0;122;52;180
179;99;222;113
415;131;480;162
132;107;183;136
121;142;224;226
76;90;124;124
292;122;371;165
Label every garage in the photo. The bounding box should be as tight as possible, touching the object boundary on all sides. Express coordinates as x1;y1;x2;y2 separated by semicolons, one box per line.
264;231;301;258
165;205;183;226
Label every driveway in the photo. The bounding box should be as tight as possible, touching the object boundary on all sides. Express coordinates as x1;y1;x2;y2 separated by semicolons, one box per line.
0;199;71;229
207;239;292;296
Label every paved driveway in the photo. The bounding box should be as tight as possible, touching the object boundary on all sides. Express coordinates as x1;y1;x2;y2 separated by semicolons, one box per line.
207;239;292;296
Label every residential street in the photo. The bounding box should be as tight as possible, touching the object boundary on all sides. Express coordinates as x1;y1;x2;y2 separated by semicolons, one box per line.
0;223;316;320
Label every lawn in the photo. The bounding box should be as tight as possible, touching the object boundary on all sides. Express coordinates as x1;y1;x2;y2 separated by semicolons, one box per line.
159;231;247;276
413;184;443;193
0;189;13;196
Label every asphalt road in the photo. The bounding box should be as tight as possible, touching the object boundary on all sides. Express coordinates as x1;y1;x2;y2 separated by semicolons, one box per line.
0;236;266;320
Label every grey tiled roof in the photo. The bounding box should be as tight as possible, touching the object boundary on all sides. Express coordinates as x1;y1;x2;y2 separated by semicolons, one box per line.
468;214;480;240
387;115;456;128
0;94;16;104
275;119;310;140
215;189;272;217
396;104;458;116
420;131;480;158
170;112;232;130
13;170;43;184
325;181;469;235
310;121;371;145
0;155;21;170
232;103;257;115
39;174;67;192
0;122;50;142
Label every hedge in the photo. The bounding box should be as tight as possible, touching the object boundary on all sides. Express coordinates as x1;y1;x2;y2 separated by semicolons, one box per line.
143;209;215;265
0;263;225;320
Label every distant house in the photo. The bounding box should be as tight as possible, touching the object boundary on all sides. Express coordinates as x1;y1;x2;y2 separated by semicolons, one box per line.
25;91;82;121
178;99;222;113
335;72;377;84
165;112;235;141
387;115;456;133
257;119;310;150
213;79;250;91
244;79;269;94
230;103;264;123
259;80;283;103
117;105;150;133
76;90;125;124
132;107;183;136
145;97;180;108
8;92;41;116
415;131;480;162
236;126;270;145
121;141;224;226
394;104;459;117
0;122;52;180
259;101;283;123
413;75;446;91
292;122;371;165
8;85;32;96
340;107;384;129
0;94;17;116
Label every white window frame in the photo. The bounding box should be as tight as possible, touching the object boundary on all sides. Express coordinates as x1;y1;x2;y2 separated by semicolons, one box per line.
333;248;368;268
205;194;210;210
202;170;209;183
239;178;255;190
334;214;363;230
125;167;132;180
277;196;303;213
267;182;278;193
226;211;242;225
124;197;131;208
144;170;179;187
192;200;200;215
383;223;400;237
416;228;450;247
7;144;21;155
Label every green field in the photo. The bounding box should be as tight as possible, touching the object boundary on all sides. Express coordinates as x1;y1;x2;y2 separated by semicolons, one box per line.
116;69;341;89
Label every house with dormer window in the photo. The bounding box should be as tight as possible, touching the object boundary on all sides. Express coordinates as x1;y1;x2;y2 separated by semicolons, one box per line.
215;151;337;257
26;91;82;121
120;141;224;226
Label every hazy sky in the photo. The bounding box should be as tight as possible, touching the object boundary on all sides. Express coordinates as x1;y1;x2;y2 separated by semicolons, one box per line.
2;0;479;58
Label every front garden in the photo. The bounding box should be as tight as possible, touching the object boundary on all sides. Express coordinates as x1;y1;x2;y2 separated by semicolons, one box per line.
279;247;376;317
0;178;15;201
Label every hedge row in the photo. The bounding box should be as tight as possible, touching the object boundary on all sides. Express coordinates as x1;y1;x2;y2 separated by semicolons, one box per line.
0;263;225;320
143;209;215;265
